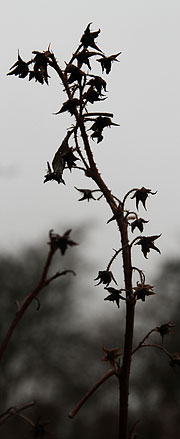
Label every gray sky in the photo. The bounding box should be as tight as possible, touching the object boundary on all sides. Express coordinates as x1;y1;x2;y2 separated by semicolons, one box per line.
1;0;180;279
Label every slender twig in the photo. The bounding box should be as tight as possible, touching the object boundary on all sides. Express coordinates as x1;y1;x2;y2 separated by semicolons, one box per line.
0;401;35;425
122;188;138;210
44;269;76;287
129;420;140;439
68;369;115;419
12;411;34;426
132;267;145;284
131;328;156;356
129;236;143;248
138;343;173;359
106;246;125;271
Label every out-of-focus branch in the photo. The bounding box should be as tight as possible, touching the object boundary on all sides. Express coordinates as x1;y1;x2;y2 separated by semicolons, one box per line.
0;401;35;425
138;343;173;360
68;369;115;419
44;269;76;287
131;328;156;356
0;248;75;362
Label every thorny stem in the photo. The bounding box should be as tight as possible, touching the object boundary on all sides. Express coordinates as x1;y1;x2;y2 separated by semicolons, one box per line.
116;216;135;439
48;56;118;213
48;48;138;439
48;55;115;207
73;102;134;439
74;127;89;169
77;119;118;213
49;54;72;100
70;109;135;438
106;246;125;271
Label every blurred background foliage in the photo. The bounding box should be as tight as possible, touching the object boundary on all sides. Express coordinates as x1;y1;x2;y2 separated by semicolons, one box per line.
0;227;180;439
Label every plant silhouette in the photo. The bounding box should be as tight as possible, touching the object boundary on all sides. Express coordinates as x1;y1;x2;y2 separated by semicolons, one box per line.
5;23;180;438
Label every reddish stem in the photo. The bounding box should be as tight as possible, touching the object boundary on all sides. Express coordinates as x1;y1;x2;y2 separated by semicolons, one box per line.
117;218;135;439
0;248;55;362
50;54;136;439
68;369;115;418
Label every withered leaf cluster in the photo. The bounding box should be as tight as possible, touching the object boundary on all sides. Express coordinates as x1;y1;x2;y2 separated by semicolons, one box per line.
44;132;78;184
97;52;122;74
90;116;119;143
83;87;106;104
155;322;174;343
104;287;122;308
7;23;121;191
131;187;157;210
135;235;161;259
80;23;102;52
49;229;78;255
54;98;80;116
74;187;97;202
31;417;55;438
73;48;99;70
133;282;155;302
7;50;52;84
170;352;180;369
94;270;117;287
7;51;29;78
101;346;121;364
65;64;84;85
87;75;107;94
131;217;149;233
29;50;50;84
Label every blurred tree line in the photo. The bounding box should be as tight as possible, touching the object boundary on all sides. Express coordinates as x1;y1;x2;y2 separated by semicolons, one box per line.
0;228;180;439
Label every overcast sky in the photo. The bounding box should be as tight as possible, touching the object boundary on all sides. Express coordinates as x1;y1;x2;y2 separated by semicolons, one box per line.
1;0;180;280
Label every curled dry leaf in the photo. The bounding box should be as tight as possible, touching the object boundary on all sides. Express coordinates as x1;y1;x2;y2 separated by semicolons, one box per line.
131;187;157;210
94;270;117;286
135;235;161;259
